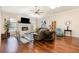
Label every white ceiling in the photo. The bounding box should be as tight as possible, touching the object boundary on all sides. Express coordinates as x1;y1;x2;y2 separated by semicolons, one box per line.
51;6;79;14
1;6;52;16
1;6;79;15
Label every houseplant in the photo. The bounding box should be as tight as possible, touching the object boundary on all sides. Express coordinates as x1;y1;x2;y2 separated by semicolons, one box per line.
4;18;9;38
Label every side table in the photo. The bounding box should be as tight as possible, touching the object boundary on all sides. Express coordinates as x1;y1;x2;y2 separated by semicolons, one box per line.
64;29;72;36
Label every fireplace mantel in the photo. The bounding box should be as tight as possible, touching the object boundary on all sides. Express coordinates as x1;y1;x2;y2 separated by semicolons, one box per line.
18;23;33;36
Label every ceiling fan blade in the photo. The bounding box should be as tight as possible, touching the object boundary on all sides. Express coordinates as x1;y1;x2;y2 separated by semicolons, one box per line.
36;9;40;12
35;6;38;9
29;6;44;15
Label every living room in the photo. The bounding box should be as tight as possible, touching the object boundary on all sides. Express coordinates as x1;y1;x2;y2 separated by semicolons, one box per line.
0;6;79;53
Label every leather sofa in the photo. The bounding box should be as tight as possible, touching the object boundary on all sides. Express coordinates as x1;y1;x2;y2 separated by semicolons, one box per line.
34;28;55;41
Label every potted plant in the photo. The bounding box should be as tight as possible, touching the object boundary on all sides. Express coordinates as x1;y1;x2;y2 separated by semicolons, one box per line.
4;18;9;38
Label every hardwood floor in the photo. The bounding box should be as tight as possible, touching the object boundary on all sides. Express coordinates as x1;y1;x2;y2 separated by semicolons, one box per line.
0;36;79;53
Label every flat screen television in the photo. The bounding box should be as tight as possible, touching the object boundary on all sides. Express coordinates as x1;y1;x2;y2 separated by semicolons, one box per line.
21;17;30;23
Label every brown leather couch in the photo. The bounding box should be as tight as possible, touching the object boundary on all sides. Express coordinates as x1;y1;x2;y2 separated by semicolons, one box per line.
34;28;55;41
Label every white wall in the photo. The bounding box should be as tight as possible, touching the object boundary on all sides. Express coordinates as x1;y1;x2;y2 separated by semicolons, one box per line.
1;8;79;38
1;12;30;34
53;8;79;37
1;11;52;33
0;8;2;46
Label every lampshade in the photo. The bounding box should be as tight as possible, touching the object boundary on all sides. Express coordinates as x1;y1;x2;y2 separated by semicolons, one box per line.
65;20;71;26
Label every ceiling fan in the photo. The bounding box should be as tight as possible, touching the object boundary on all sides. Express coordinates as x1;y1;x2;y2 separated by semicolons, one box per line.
30;6;44;15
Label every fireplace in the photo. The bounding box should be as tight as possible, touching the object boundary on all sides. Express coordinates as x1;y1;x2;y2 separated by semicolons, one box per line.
18;23;34;43
22;27;28;31
18;23;33;36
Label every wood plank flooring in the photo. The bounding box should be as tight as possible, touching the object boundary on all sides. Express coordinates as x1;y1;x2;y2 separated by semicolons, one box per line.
0;36;79;53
